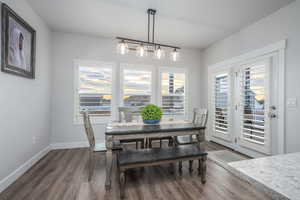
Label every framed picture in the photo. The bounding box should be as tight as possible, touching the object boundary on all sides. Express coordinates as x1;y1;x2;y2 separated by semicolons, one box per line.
1;3;36;79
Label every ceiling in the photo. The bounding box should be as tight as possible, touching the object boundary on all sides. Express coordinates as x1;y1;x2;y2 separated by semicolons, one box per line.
27;0;294;49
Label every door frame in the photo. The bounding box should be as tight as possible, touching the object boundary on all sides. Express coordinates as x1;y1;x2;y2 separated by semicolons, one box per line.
207;40;286;155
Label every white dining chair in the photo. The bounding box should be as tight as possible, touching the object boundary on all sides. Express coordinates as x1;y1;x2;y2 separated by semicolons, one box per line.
83;110;122;181
118;107;145;149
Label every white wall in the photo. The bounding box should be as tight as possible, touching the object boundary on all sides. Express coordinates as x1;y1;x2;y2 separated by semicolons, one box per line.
203;0;300;153
0;0;52;190
51;32;204;146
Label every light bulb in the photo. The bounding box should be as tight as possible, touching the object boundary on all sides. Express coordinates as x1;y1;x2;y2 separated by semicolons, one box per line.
170;49;180;62
117;40;128;55
154;46;165;60
157;49;162;59
136;44;147;57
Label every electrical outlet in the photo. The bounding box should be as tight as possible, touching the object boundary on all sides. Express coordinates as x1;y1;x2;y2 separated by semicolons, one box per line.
32;136;36;144
287;98;297;108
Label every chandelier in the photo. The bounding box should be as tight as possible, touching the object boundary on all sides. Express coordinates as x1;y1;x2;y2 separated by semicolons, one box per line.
116;9;180;62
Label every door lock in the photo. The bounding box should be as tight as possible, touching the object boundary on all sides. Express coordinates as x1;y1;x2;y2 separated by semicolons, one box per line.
268;113;277;119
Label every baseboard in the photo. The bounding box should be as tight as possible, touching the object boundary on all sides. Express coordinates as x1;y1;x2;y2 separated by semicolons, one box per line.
0;145;51;193
50;141;89;149
0;140;108;194
50;141;106;151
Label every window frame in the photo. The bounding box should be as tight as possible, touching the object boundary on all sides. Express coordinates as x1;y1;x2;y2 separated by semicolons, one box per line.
74;60;190;124
120;63;156;107
74;59;117;124
158;67;188;119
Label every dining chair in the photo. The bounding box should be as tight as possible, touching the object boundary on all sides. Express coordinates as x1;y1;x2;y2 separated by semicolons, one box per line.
147;136;173;148
174;108;208;172
82;110;122;181
147;111;173;148
118;107;145;149
82;110;97;181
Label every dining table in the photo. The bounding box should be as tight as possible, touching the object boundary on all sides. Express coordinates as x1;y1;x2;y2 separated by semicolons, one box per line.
104;120;206;190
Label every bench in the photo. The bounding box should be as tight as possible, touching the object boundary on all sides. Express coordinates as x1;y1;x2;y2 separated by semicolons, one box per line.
117;144;207;198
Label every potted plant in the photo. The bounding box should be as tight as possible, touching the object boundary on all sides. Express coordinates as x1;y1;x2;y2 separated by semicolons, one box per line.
141;104;163;124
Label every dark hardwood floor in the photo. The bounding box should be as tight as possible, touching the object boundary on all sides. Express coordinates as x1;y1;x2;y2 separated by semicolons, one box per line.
0;142;270;200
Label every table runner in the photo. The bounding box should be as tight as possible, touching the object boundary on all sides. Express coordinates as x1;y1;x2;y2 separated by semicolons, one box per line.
109;120;191;127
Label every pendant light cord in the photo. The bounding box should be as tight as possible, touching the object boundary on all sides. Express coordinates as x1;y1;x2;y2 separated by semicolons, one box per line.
152;12;155;43
148;11;150;43
147;9;156;46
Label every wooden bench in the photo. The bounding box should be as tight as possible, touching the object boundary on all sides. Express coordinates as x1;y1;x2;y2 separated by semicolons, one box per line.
117;144;207;198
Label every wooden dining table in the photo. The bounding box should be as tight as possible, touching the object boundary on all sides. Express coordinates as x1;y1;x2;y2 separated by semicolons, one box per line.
104;121;206;190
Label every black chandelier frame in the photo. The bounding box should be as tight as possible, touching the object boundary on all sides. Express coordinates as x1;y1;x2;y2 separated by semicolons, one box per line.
116;9;181;51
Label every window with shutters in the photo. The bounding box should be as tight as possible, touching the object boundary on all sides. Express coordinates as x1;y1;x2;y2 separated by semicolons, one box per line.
240;63;267;145
121;66;152;107
76;63;114;116
161;70;186;117
212;73;230;140
74;60;117;124
74;61;191;123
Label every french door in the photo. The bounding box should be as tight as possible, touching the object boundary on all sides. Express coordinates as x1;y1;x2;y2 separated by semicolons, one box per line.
210;55;279;157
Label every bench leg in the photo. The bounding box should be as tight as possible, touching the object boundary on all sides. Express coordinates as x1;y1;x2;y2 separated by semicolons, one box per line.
199;156;207;184
120;170;126;199
189;160;193;173
178;161;183;174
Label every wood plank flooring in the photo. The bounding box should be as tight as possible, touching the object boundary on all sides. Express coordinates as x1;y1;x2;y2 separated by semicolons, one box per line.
0;142;270;200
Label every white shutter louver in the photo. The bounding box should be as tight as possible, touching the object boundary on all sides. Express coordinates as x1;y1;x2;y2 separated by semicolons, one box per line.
78;66;112;115
240;63;267;146
123;69;152;107
212;73;231;140
161;72;185;116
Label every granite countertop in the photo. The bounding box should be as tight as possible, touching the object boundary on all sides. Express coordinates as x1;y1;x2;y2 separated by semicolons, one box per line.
229;152;300;200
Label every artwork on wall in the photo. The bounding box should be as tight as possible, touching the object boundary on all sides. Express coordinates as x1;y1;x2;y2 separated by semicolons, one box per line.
1;3;36;79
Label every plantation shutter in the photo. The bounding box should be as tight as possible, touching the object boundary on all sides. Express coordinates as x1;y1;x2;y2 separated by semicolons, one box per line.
78;66;112;115
161;72;185;116
122;69;152;107
238;59;271;154
212;73;231;141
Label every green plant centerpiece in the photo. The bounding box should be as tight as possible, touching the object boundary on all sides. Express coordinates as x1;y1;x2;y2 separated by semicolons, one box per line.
141;104;163;124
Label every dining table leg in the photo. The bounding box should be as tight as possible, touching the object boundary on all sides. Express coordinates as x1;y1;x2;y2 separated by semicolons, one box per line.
105;135;114;190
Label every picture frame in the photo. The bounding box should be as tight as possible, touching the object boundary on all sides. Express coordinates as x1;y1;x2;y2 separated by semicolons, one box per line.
1;3;36;79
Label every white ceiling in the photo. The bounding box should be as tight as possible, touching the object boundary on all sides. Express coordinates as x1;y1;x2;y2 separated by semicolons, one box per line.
27;0;294;49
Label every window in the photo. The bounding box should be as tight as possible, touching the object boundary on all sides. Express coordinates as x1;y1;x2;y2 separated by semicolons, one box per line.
75;61;114;120
160;70;186;116
121;67;152;107
74;61;189;123
212;73;230;140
